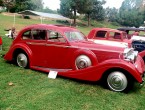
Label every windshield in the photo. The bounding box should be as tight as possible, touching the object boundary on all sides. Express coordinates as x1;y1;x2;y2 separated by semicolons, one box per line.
65;31;87;41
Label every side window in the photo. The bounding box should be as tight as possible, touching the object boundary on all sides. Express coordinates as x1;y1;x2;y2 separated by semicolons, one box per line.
32;30;46;40
109;32;121;39
48;30;66;42
22;30;32;40
96;31;107;38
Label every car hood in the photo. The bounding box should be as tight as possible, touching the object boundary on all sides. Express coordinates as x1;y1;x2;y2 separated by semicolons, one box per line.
70;40;125;53
89;39;129;48
131;35;145;41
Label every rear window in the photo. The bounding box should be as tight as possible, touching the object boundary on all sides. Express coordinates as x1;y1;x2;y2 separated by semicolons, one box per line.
109;32;121;39
32;30;46;40
22;30;46;40
22;30;32;40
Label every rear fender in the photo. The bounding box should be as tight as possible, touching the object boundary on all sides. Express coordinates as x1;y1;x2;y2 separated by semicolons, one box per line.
6;43;33;66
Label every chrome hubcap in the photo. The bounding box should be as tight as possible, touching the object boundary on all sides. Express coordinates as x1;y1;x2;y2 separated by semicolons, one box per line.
17;53;28;68
107;71;128;92
76;55;92;69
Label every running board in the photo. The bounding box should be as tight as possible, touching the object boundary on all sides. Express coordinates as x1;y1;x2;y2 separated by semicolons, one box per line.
31;66;72;72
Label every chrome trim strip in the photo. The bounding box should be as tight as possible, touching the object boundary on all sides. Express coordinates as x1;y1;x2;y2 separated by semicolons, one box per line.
46;44;70;48
26;42;45;46
27;42;124;53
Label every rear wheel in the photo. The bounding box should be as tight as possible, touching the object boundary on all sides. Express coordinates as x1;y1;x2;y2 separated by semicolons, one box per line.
16;53;29;68
107;71;129;92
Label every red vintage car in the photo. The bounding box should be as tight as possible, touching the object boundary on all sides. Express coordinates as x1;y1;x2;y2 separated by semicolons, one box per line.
0;36;2;50
87;28;132;48
87;28;145;63
4;24;144;92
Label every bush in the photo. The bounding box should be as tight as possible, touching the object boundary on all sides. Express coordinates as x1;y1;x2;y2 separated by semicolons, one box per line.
23;15;30;19
56;20;70;25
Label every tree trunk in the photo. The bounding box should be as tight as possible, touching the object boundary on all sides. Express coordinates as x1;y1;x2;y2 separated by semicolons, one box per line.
73;7;76;26
88;13;90;27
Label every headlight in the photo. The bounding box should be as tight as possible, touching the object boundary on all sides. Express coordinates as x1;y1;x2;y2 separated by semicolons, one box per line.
123;48;138;63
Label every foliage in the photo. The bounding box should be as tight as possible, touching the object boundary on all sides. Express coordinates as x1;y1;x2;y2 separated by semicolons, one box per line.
31;0;43;11
0;0;4;6
59;0;78;26
105;7;119;22
90;0;105;21
40;7;58;14
10;0;40;12
0;0;43;12
59;0;73;18
2;0;15;12
105;0;145;27
59;0;105;26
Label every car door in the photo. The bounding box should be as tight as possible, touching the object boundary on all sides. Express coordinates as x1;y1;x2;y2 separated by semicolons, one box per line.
45;30;72;69
23;29;47;67
107;31;128;47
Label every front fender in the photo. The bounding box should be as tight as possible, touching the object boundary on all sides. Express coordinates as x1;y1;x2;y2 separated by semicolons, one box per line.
71;49;98;69
100;59;143;83
59;59;143;83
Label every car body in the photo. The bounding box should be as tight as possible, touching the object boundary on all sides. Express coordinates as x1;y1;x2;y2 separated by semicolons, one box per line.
118;27;145;61
0;36;2;50
4;24;145;92
87;28;132;48
87;28;145;63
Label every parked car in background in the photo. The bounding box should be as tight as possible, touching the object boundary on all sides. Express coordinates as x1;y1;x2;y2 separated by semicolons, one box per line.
0;36;2;50
139;26;145;30
117;27;144;39
87;28;132;48
87;27;145;63
118;27;145;61
4;24;145;92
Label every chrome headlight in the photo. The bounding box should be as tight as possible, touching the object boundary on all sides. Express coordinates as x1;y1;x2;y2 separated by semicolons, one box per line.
123;48;138;63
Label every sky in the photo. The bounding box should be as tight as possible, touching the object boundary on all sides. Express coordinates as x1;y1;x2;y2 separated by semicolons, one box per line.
103;0;124;9
43;0;124;10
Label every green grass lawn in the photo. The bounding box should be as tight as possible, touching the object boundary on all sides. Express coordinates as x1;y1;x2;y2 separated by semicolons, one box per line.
1;13;145;110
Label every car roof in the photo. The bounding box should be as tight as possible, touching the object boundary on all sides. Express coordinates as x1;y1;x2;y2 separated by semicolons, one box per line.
117;27;144;31
91;28;124;33
23;24;78;32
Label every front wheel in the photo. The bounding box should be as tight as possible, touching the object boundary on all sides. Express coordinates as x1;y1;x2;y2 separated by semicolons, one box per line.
16;53;29;68
107;71;129;92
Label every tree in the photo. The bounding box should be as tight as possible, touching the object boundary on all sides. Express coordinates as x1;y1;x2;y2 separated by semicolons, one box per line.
41;7;58;14
2;0;15;12
59;0;105;26
59;0;77;26
77;0;93;26
31;0;43;11
59;0;73;18
0;0;4;6
90;0;105;21
117;0;145;27
105;7;119;22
